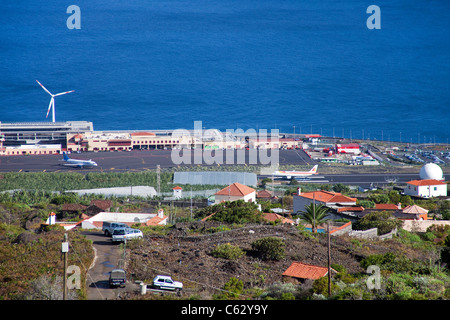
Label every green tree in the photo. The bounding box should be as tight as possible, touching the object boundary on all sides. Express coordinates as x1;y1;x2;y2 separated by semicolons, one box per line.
368;193;390;204
297;203;330;233
196;200;263;224
400;195;413;207
332;184;350;194
358;200;375;208
388;190;401;204
354;211;403;235
251;237;285;261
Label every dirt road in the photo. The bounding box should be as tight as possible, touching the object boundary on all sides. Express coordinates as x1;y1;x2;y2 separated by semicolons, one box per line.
83;231;137;300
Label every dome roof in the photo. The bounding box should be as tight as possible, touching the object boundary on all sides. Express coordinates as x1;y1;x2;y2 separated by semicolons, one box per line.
419;163;444;180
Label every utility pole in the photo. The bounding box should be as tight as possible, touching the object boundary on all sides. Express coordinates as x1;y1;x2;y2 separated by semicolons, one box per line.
156;164;161;196
62;233;69;300
313;192;316;233
190;187;193;219
327;221;331;297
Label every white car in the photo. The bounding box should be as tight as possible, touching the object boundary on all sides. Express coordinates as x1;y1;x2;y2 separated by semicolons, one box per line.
111;228;143;243
152;275;183;292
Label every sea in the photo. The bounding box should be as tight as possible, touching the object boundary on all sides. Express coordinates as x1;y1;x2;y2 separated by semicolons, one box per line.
0;0;449;143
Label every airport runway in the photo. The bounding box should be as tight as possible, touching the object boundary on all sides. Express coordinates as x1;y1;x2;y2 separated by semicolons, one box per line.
0;149;421;186
0;149;315;172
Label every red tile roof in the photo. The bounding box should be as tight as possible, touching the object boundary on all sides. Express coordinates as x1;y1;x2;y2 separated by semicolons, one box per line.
145;215;168;226
173;186;183;190
282;262;333;280
256;190;273;198
297;190;356;203
407;179;446;186
375;203;400;210
215;183;255;197
263;212;294;225
89;200;112;210
336;206;365;212
131;132;156;136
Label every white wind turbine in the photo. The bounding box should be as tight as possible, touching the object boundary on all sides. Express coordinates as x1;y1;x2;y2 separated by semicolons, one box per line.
36;80;74;123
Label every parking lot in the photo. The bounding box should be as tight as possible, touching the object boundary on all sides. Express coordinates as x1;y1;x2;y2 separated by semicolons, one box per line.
402;149;450;165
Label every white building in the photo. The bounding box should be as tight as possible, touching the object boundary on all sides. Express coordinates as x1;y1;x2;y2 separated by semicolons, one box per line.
81;210;168;229
173;186;183;199
404;179;447;198
335;143;361;155
214;182;256;204
0;144;61;156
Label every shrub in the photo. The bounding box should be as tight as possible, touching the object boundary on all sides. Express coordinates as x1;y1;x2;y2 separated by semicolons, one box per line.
312;276;337;297
360;252;428;274
353;211;403;235
261;282;297;300
251;237;285;261
211;243;245;260
214;277;243;299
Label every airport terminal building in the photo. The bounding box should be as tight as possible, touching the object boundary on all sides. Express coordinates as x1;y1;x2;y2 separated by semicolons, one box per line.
0;121;94;150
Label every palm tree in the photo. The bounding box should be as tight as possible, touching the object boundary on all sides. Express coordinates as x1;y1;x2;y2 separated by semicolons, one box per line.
298;203;330;233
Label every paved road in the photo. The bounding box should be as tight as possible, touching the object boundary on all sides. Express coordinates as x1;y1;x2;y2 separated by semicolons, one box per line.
83;231;138;300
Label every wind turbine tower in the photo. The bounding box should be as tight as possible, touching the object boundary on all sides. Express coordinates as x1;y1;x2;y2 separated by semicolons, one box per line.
36;80;74;122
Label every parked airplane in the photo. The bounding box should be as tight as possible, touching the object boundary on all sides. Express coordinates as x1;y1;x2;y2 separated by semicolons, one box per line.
61;152;98;168
272;165;318;179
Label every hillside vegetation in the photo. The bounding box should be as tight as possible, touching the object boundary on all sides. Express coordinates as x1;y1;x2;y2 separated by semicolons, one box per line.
0;224;94;299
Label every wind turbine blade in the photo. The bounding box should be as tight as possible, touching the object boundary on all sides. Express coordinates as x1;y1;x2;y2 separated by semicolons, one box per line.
54;90;75;97
36;80;53;96
46;98;54;118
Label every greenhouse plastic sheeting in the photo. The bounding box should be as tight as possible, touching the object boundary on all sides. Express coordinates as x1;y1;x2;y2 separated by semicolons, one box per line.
173;171;257;187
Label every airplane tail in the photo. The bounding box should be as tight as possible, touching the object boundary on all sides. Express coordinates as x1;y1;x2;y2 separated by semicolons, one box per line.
310;165;318;173
62;152;70;161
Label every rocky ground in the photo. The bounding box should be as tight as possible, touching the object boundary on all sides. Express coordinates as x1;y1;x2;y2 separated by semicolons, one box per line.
121;221;435;299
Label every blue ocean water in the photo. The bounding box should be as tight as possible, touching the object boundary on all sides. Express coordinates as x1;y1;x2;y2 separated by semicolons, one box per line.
0;0;449;143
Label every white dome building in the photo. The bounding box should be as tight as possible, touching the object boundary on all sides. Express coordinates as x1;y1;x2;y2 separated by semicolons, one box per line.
419;163;444;181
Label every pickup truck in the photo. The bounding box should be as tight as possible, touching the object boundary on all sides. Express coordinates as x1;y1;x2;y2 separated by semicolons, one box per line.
152;275;183;293
102;222;129;236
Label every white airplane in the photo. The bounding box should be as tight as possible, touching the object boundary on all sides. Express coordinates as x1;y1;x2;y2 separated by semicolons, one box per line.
61;152;98;168
272;165;318;179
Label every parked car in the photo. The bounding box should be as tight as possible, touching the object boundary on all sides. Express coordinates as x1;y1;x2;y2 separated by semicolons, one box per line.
109;269;126;288
102;222;129;236
111;228;143;243
152;275;183;293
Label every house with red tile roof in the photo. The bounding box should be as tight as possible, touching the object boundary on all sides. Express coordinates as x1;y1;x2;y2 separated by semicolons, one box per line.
293;189;357;215
87;199;113;215
62;203;88;215
256;189;273;199
404;179;447;198
282;262;337;284
214;182;256;204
